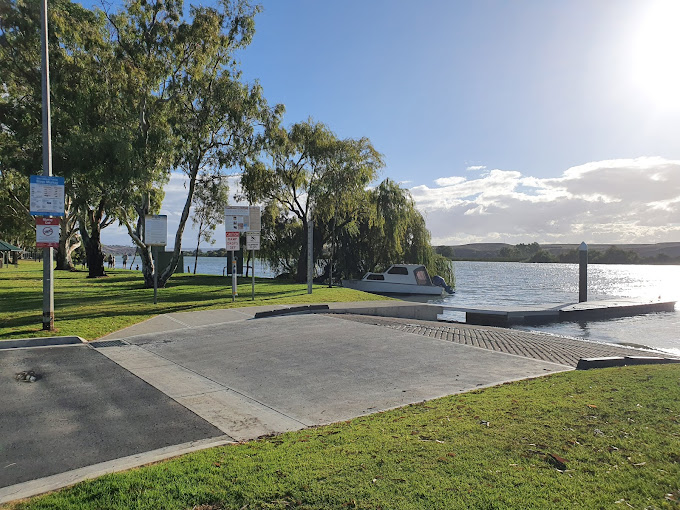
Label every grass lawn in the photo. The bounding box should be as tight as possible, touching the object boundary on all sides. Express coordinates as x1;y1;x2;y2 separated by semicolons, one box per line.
0;261;389;341
4;364;679;509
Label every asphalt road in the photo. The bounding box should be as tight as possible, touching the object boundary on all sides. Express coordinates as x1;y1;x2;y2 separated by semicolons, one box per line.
0;345;223;489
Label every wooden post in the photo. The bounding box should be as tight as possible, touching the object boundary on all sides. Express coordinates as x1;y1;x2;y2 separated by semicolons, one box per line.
579;242;588;303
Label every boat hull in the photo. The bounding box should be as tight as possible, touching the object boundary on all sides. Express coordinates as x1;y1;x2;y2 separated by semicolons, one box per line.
342;279;445;296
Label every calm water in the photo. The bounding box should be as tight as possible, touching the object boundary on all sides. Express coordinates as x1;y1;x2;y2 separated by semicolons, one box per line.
115;255;278;278
436;262;680;356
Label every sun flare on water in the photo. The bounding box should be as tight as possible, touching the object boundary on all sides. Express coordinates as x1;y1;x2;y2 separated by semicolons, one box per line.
629;0;680;111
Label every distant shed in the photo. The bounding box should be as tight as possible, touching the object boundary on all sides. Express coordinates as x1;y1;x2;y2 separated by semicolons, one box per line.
0;240;22;267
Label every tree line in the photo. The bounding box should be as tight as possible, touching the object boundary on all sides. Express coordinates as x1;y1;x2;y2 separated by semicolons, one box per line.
1;0;452;287
435;243;680;265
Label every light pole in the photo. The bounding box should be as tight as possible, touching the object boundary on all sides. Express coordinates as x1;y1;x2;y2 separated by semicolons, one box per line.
40;0;54;330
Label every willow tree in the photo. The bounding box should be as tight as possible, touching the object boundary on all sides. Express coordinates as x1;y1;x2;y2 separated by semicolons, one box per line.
240;119;384;281
337;179;454;284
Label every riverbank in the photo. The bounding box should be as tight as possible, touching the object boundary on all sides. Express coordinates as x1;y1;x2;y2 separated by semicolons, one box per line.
0;262;388;341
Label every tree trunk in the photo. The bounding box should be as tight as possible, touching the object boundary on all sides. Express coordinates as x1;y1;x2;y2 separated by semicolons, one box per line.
141;246;154;287
85;226;106;278
55;238;74;271
155;162;201;289
193;220;203;274
78;202;107;278
55;207;79;271
296;219;308;283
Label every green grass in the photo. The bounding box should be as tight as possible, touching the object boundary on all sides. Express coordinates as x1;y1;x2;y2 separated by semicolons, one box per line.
4;365;680;509
0;261;389;340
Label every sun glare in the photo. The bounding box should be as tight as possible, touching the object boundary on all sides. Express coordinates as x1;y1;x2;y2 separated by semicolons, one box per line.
630;0;680;111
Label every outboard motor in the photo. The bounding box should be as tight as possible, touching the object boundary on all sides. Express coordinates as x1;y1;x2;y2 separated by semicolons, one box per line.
432;275;454;294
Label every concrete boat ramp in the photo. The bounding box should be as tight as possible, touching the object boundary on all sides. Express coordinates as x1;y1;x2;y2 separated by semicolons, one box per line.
442;298;676;327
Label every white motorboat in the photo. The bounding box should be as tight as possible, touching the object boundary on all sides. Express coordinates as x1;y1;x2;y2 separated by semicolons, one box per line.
342;264;454;296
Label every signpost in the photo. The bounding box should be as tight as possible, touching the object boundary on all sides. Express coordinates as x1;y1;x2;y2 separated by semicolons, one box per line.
36;218;60;248
144;215;167;304
224;206;250;232
30;175;65;216
246;231;260;300
225;205;261;301
225;232;240;301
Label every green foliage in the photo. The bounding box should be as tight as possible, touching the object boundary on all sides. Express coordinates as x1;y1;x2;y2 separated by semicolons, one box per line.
240;118;384;282
499;242;542;261
0;170;33;246
0;0;108;267
9;365;680;509
190;176;230;273
527;249;557;263
591;246;642;264
435;245;456;260
110;0;272;288
338;179;454;284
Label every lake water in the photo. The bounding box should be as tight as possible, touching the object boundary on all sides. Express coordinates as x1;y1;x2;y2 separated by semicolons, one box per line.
436;262;680;356
116;255;278;278
116;256;680;355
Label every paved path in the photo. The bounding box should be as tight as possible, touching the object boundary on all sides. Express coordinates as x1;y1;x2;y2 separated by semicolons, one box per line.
2;303;672;504
333;314;666;367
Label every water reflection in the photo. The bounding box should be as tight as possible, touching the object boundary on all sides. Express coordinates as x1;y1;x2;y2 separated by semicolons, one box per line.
437;262;680;353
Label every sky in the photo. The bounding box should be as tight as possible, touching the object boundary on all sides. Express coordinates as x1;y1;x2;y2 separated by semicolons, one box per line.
93;0;680;248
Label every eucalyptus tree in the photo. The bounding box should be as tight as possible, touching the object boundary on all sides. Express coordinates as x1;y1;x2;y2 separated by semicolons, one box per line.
0;0;97;269
110;0;273;288
190;176;229;274
0;169;34;247
240;119;384;281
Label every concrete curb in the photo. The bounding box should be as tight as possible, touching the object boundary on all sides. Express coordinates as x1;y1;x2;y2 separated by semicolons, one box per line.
0;336;86;350
253;304;330;318
0;435;233;505
576;356;680;370
251;302;445;322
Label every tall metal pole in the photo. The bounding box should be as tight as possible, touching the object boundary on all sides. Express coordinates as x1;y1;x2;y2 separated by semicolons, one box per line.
153;247;158;304
307;220;313;294
40;0;54;330
231;250;237;301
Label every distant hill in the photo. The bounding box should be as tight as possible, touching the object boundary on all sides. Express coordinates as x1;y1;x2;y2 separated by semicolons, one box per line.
102;244;137;256
441;242;680;261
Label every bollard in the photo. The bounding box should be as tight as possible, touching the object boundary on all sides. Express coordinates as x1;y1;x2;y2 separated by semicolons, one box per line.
579;242;588;303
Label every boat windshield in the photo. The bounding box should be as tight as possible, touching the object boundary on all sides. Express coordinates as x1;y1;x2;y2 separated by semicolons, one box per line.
414;267;430;285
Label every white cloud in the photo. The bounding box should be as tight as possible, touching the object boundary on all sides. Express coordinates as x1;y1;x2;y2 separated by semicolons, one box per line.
433;176;465;187
102;157;680;249
466;165;486;171
412;157;680;245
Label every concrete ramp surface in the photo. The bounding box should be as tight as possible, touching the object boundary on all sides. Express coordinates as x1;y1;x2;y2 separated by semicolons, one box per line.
99;314;570;434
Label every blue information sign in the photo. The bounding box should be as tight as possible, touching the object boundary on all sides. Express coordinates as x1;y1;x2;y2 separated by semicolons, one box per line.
30;175;65;216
